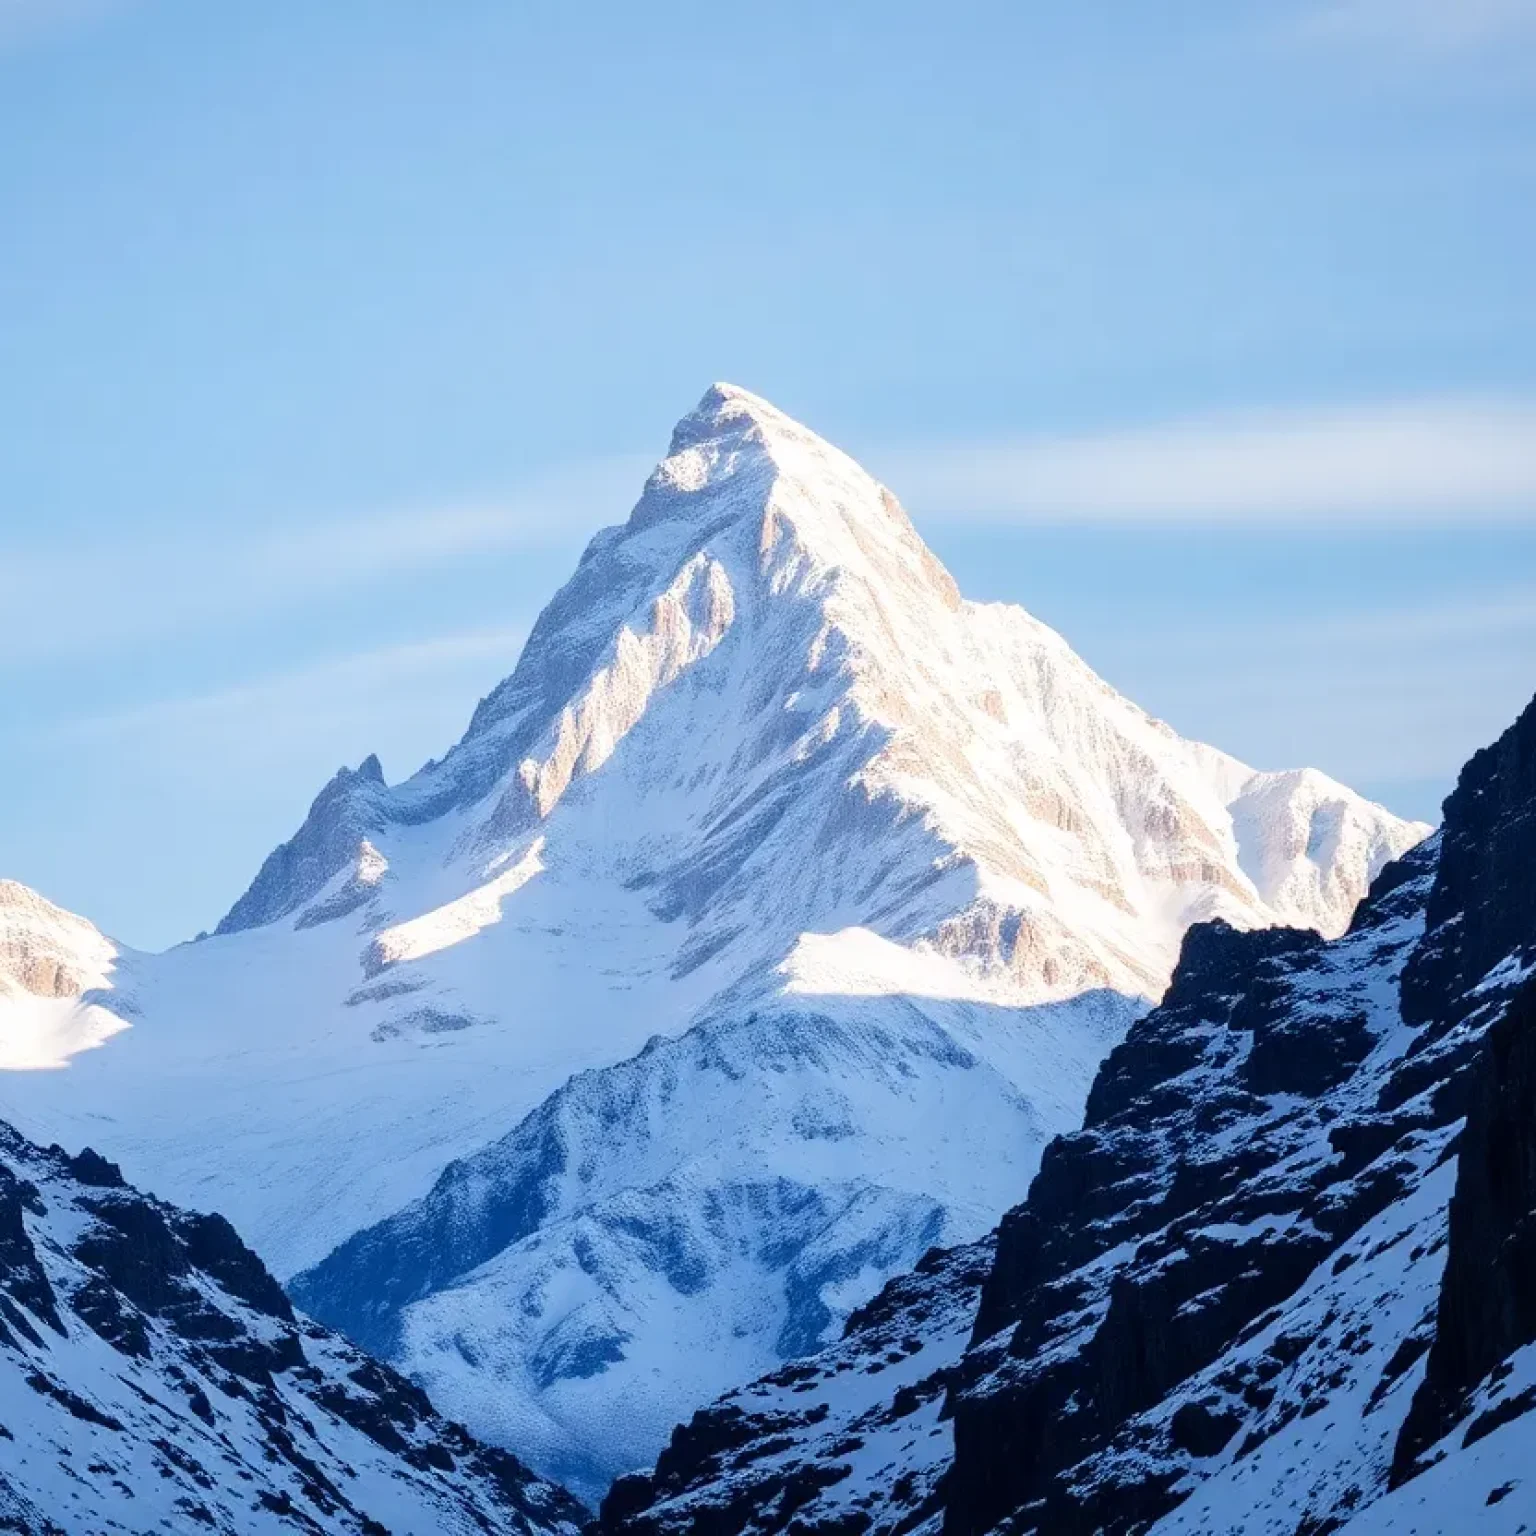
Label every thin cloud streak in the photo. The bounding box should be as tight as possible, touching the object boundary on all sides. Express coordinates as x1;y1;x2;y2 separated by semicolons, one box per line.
0;455;648;663
51;628;531;758
879;400;1536;527
1151;585;1536;649
1074;586;1536;799
0;0;132;52
1301;0;1536;50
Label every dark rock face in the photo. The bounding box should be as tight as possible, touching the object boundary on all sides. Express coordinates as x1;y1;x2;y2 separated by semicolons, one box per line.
971;921;1325;1351
941;695;1536;1536
0;1120;587;1535
1400;690;1536;1029
943;841;1458;1536
1393;974;1536;1479
0;1161;62;1348
1385;695;1536;1481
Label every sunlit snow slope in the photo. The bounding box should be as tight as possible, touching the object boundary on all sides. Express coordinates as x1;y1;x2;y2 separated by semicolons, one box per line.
0;881;129;1071
0;385;1426;1497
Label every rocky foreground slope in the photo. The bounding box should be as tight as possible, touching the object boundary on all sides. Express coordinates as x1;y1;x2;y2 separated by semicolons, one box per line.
1;385;1422;1496
0;1119;586;1536
600;688;1536;1536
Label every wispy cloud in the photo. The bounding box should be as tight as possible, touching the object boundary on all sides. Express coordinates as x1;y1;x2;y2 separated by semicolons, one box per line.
1301;0;1536;50
47;626;530;781
0;0;133;52
0;455;648;663
1076;585;1536;802
9;403;1532;667
877;399;1536;528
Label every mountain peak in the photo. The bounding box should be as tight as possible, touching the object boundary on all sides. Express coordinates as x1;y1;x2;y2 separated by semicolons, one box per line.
650;382;898;539
354;751;386;785
638;381;866;544
216;383;1424;971
666;381;800;455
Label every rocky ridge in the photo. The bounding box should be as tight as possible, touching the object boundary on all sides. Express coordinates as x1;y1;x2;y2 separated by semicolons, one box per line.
0;1117;587;1536
597;688;1536;1536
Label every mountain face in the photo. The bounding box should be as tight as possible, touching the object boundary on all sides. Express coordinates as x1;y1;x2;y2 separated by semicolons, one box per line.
0;1118;586;1536
598;690;1536;1536
0;386;1423;1499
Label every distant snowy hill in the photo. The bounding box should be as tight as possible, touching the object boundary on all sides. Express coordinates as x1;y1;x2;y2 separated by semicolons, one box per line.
0;385;1425;1498
0;881;127;1070
0;1118;586;1536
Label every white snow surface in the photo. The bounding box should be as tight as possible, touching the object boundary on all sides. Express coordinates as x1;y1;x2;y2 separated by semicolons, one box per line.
1333;1340;1536;1534
0;384;1427;1494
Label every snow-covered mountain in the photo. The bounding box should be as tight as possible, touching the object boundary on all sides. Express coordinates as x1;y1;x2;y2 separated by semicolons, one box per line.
601;688;1536;1536
0;385;1424;1498
0;1117;587;1536
0;880;128;1070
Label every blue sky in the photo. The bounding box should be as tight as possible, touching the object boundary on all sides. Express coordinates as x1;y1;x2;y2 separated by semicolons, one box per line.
3;0;1534;949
